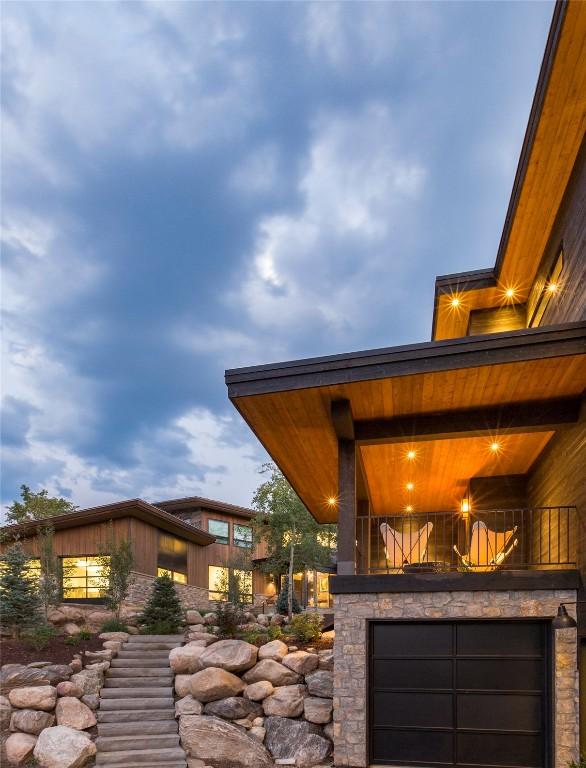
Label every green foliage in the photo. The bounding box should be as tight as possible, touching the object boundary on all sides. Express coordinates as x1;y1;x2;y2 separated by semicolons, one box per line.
568;758;586;768
96;523;134;620
6;484;78;525
267;624;283;641
276;577;301;615
214;602;244;638
65;634;81;646
78;629;92;640
240;628;267;645
289;612;323;643
139;573;184;634
37;525;61;620
101;618;129;633
0;542;41;638
23;623;57;651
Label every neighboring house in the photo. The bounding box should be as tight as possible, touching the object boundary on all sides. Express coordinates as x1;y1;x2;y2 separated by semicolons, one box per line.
225;4;586;767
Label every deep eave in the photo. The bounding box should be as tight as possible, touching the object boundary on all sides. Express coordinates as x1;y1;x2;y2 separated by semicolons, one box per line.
154;495;256;519
1;499;216;546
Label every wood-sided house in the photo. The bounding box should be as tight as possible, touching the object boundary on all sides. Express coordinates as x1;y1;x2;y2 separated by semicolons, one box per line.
225;3;586;766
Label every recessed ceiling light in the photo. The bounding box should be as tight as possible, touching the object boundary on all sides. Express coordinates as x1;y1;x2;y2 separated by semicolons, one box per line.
406;482;414;491
407;449;416;461
450;297;461;308
490;441;501;453
547;281;559;294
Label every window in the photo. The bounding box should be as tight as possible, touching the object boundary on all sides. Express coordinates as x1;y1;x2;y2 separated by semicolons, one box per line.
528;247;564;327
62;556;108;600
208;519;229;545
157;533;187;584
208;565;253;603
233;524;252;548
0;557;40;584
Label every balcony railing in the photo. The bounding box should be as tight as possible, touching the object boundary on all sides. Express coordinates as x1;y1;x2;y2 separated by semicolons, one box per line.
355;506;579;575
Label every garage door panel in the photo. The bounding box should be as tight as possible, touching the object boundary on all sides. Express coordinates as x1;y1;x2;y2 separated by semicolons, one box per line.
457;622;544;657
373;691;454;728
457;693;542;731
374;658;453;689
457;732;543;766
372;729;453;764
457;658;543;691
373;622;452;656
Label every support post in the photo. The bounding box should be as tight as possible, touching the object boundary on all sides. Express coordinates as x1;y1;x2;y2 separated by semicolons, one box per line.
337;438;356;576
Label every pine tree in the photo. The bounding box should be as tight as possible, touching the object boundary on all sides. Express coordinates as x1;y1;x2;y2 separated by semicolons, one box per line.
0;542;41;638
276;576;301;615
138;573;184;634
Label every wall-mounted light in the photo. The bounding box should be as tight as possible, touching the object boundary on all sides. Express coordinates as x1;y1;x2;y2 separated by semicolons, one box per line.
552;602;585;629
461;498;470;516
505;288;516;299
405;505;414;513
327;496;337;507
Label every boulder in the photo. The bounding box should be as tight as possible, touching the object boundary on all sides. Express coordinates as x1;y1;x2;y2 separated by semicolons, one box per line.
8;686;57;711
186;610;204;625
256;614;270;627
250;725;266;742
56;681;83;698
244;681;274;702
203;697;262;721
175;675;192;698
126;625;139;634
58;606;85;623
189;668;245;703
102;640;122;652
10;709;55;734
303;696;332;724
33;725;96;768
187;632;218;646
323;721;334;741
179;715;273;768
199;640;258;673
294;734;332;767
262;685;306;718
233;716;254;729
243;659;300;687
55;697;97;730
0;695;11;729
203;613;217;626
170;645;205;674
27;662;52;669
258;640;288;662
270;614;285;626
68;659;82;674
282;651;319;675
62;623;81;636
0;666;49;695
264;716;321;759
252;716;264;727
5;732;37;765
85;610;113;626
70;669;102;696
42;665;72;686
99;632;129;642
305;670;333;698
84;650;112;663
85;661;109;673
80;694;99;711
318;649;334;671
175;695;203;717
47;609;67;625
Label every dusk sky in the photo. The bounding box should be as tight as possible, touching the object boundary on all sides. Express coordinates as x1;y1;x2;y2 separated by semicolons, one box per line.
1;1;554;518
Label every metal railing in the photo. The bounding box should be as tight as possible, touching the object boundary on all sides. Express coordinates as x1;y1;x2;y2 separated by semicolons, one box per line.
355;507;579;575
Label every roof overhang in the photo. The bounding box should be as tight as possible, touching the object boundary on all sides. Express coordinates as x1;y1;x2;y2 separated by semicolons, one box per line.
226;323;586;522
155;495;256;519
432;0;586;340
2;499;216;546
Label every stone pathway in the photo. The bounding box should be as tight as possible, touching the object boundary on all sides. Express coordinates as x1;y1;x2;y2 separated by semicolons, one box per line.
95;634;187;767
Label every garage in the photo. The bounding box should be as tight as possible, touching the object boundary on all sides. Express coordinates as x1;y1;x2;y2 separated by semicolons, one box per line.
369;620;551;767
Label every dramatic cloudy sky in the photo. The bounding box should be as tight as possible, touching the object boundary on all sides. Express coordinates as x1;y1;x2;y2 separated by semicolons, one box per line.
1;1;554;517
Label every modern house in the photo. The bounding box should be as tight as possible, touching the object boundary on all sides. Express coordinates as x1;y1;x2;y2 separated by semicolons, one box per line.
225;3;586;767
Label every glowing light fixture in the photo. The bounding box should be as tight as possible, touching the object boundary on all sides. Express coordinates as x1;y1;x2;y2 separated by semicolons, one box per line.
450;297;461;308
406;482;414;491
405;505;414;513
327;496;337;507
505;288;516;299
547;281;559;294
490;440;502;453
406;449;416;461
461;498;470;514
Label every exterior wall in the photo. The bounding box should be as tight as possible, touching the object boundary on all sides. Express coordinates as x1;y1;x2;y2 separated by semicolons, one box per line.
333;589;580;768
125;570;216;612
17;518;132;559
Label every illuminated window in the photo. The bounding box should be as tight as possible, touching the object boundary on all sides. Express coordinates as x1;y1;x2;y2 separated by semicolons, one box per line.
0;557;41;583
208;565;252;603
157;533;187;584
208;519;229;545
62;557;108;600
233;524;252;548
528;248;564;327
157;567;187;584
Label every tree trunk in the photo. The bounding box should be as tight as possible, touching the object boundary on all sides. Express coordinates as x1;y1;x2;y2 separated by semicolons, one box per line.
288;532;295;620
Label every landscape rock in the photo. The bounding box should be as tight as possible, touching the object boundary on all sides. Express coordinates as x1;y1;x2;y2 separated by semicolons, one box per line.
42;665;73;686
203;613;217;626
175;675;192;698
81;694;99;711
282;651;319;675
56;681;83;698
86;610;113;627
55;696;97;730
203;697;262;720
57;606;85;623
187;632;218;646
256;614;270;627
189;667;245;702
0;695;11;729
33;725;96;768
47;609;67;625
253;716;265;726
250;725;266;742
85;650;113;663
175;695;203;716
186;610;204;625
258;640;288;661
62;623;81;636
68;659;82;674
317;650;333;671
170;645;205;674
323;721;334;741
294;734;332;767
270;614;285;626
27;662;52;669
243;659;300;687
0;666;49;695
5;732;37;765
85;661;110;673
10;709;55;735
199;640;258;673
8;685;57;711
99;632;129;642
262;685;307;718
264;716;321;759
244;680;274;702
102;640;122;652
303;696;333;724
179;714;273;768
70;669;103;696
305;670;333;698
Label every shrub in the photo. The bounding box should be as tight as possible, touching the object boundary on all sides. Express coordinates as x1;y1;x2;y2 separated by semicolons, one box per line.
267;624;283;641
78;629;92;640
138;573;184;634
142;620;180;635
289;612;323;643
65;634;81;646
276;577;301;616
240;628;268;646
23;623;57;651
568;759;586;768
101;618;129;633
0;542;42;638
214;602;243;638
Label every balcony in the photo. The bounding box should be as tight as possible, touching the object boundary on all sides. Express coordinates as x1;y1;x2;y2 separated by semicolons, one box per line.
354;506;581;575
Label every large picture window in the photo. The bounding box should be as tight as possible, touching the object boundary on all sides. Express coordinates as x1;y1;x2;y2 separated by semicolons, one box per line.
62;556;108;600
157;567;187;584
158;533;188;584
208;519;229;545
233;524;252;548
208;565;252;603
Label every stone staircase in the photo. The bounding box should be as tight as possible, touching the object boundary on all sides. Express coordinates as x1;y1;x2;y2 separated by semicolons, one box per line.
96;634;187;767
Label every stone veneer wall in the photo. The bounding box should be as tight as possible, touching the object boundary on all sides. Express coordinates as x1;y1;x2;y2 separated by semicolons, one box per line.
333;589;579;768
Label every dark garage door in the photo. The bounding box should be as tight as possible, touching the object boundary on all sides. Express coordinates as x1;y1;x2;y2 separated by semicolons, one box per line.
370;621;550;768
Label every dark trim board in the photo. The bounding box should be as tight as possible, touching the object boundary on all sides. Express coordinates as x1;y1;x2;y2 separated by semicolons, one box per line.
330;569;583;594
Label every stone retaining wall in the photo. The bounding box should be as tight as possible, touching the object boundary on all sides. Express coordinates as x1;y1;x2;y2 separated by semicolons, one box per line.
333;588;579;768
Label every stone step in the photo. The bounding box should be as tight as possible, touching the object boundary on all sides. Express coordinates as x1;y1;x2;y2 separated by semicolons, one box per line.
97;709;175;723
107;668;172;678
127;635;185;643
104;677;173;688
96;734;180;752
117;650;172;658
95;763;186;768
111;659;172;668
96;747;186;765
98;720;179;737
117;643;181;651
101;687;173;699
99;697;175;711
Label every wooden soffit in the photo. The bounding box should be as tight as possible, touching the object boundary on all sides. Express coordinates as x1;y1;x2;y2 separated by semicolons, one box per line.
432;0;586;340
227;323;586;522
